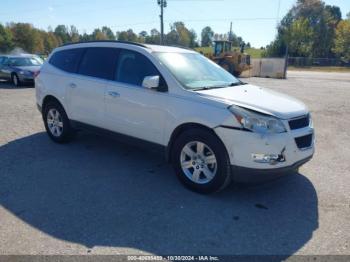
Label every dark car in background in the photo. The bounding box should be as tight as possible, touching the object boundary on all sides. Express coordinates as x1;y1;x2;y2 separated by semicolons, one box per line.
0;54;43;87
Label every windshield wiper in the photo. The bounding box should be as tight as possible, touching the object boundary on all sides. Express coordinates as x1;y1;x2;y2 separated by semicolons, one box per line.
193;81;247;91
193;86;227;91
228;81;247;86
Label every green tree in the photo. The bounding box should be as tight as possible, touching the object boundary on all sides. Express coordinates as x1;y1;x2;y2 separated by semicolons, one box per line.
69;25;80;42
92;29;108;40
228;32;240;47
266;0;342;57
54;25;70;43
9;23;43;53
126;29;138;42
117;31;128;41
189;29;198;48
201;26;214;47
332;20;350;62
285;18;314;57
262;35;286;57
42;31;59;54
166;22;192;47
117;29;138;42
145;29;160;44
138;31;148;43
101;26;115;40
0;24;14;53
80;32;92;42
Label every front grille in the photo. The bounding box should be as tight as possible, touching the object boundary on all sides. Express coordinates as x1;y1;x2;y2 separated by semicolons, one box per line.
289;115;309;130
295;134;313;149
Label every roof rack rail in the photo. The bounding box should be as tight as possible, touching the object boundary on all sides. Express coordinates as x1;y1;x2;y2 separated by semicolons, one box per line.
168;45;194;51
61;40;149;48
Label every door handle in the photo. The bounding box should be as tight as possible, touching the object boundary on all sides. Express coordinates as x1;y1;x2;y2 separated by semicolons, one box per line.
108;91;120;98
69;83;77;88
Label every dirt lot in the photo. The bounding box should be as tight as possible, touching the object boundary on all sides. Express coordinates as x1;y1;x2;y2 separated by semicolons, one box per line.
0;71;349;257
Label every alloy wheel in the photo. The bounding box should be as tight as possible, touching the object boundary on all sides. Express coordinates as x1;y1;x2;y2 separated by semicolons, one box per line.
47;108;63;137
180;141;217;184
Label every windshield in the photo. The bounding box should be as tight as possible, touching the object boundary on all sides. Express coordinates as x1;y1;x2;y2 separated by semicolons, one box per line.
154;52;240;90
8;57;43;67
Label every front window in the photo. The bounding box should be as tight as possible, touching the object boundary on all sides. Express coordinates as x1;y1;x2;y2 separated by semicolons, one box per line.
154;52;240;90
8;57;43;66
116;49;159;86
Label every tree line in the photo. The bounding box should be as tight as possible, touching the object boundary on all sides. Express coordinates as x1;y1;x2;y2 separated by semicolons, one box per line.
263;0;350;61
1;0;348;61
0;21;247;55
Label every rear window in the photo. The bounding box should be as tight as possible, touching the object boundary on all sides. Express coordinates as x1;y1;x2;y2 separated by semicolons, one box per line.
49;48;84;73
78;47;119;80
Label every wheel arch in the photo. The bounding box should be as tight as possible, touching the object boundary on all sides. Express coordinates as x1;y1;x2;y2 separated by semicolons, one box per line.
42;95;65;113
166;122;227;163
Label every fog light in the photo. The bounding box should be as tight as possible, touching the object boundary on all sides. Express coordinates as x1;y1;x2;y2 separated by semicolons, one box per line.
252;153;285;165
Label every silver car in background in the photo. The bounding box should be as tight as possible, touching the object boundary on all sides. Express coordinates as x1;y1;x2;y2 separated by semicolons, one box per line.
0;54;43;87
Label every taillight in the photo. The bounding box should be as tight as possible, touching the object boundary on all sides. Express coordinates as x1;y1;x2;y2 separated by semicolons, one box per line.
34;70;40;78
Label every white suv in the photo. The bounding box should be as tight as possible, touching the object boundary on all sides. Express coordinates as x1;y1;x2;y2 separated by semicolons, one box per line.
35;41;314;193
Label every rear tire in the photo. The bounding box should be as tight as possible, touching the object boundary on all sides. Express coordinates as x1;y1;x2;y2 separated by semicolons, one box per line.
171;128;231;194
12;74;21;87
43;101;74;143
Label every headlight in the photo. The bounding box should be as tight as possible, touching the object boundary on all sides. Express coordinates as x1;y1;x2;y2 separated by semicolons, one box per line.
309;114;313;128
228;105;286;134
19;71;25;75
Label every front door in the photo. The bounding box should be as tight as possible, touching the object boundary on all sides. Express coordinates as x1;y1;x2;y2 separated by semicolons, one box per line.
104;49;167;145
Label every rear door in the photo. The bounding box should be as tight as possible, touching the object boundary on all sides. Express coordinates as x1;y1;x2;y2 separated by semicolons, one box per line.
66;47;119;127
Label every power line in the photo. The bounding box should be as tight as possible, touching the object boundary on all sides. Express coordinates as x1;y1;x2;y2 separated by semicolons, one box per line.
165;17;277;23
276;0;282;24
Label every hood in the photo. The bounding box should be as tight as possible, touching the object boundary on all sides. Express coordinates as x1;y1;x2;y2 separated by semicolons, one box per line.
15;66;41;73
196;84;308;119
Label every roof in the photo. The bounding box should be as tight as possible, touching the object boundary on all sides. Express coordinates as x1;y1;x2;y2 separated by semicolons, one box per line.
145;44;195;53
59;40;195;53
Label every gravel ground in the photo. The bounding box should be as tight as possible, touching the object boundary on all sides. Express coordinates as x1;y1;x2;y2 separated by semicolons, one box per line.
0;71;349;257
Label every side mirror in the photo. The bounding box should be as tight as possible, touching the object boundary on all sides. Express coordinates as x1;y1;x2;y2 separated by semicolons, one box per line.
142;75;159;90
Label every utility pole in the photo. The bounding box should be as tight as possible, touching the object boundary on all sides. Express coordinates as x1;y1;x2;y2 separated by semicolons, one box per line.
229;22;232;41
157;0;167;45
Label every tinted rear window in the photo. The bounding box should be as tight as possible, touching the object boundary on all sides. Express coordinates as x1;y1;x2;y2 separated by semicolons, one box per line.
78;48;119;80
49;48;84;73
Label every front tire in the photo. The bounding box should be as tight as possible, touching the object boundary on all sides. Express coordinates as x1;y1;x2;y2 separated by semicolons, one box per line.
171;128;231;194
43;101;74;143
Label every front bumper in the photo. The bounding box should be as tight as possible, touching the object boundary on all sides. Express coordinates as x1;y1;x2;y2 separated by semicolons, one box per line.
18;74;34;83
231;155;312;183
215;124;314;182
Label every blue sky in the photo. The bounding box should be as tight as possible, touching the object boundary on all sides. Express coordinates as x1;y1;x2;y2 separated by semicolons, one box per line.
0;0;349;47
